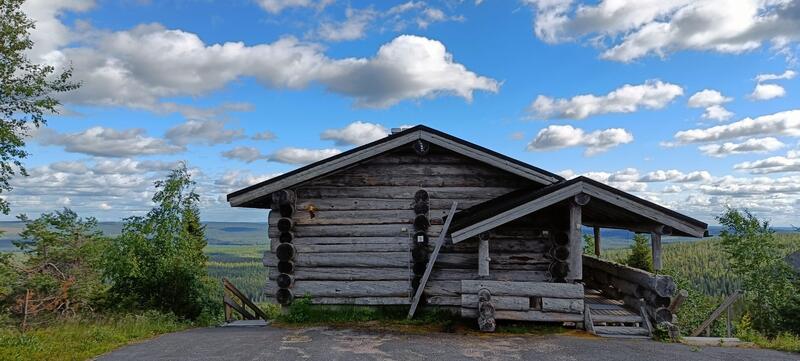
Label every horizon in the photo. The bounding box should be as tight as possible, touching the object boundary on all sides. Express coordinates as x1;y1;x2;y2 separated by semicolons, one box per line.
5;0;800;226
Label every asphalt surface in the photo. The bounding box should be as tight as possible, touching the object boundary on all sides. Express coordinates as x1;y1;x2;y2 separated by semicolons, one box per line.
97;325;798;361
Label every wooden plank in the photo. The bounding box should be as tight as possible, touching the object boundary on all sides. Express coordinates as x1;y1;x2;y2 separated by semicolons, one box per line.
651;232;662;271
429;269;549;282
691;290;741;337
669;289;689;313
443;238;549;253
584;303;595;334
420;132;559;185
542;298;583;314
591;314;643;324
264;252;410;268
581;183;706;238
461;280;584;298
593;226;601;257
284;242;409;253
268;267;410;281
451;182;583;243
460;308;583;322
408;202;458;319
461;295;529;311
478;238;490;277
270;209;416;226
229;130;424;206
269;224;430;238
568;201;582;281
268;280;410;298
435;253;550;270
306;173;530;188
593;326;649;337
224;294;255;320
223;278;269;320
297;198;477;211
583;255;676;298
310;297;411;305
295;186;517;201
330;162;528;177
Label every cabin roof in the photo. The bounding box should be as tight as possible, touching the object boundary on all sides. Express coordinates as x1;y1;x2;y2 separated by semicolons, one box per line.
448;176;709;241
227;125;564;208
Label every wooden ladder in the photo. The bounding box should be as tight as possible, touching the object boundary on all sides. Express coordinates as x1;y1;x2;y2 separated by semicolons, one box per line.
223;278;269;322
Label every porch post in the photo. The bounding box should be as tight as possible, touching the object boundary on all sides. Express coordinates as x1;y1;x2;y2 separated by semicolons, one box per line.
593;226;601;257
568;200;583;281
651;232;662;271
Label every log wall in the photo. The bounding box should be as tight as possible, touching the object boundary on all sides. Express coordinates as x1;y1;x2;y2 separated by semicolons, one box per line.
263;145;555;306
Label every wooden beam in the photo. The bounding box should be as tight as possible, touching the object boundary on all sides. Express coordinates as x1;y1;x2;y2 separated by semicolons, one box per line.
691;290;741;337
461;280;584;298
568;201;582;281
669;289;689;313
408;201;458;319
593;226;601;257
651;232;662;272
478;235;490;277
451;182;583;243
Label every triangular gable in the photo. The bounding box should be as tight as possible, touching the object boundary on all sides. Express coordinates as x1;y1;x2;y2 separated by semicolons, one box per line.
227;125;563;207
449;176;708;243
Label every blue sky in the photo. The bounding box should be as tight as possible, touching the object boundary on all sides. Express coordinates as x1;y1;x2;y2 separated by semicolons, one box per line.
10;0;800;225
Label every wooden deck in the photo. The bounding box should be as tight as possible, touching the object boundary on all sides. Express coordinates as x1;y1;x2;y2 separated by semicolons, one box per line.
584;288;651;338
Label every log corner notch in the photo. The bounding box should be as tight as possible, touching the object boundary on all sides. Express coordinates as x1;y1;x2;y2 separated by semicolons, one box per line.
272;189;296;306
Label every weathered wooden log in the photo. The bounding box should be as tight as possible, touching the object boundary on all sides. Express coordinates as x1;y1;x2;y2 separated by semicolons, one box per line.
461;294;529;311
668;289;689;313
553;231;569;246
414;189;429;203
477;288;496;332
268;267;411;281
574;193;591;206
276;273;294;288
271;189;295;209
413;231;428;245
436;252;549;270
478;238;490;277
277;260;294;274
309;297;411;305
429;269;548;282
286;242;409;253
270;209;417;226
461;280;584;298
549;261;569;279
279;203;295;218
264;252;410;268
277;218;294;232
278;231;293;244
442;238;549;253
413;201;429;215
296;198;474;212
306;173;531;188
583;255;676;298
268;280;410;298
542;298;583;314
568;201;582;281
550;246;570;262
610;277;645;299
414;214;430;230
275;243;296;261
461;309;583;322
269;224;431;238
276;288;294;305
294;186;517;200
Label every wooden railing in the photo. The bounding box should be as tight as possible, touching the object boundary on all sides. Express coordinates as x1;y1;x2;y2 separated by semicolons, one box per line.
223;278;269;322
691;290;741;337
583;255;677;324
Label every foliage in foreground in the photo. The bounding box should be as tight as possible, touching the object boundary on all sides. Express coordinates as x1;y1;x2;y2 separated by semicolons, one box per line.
625;233;653;272
0;311;189;361
0;210;108;327
105;164;219;323
0;0;80;215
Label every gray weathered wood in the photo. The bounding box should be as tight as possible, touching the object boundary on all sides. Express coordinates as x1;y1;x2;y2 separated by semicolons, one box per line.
593;326;649;337
306;173;529;188
451;182;583;243
268;267;410;281
593;226;601;257
669;289;689;313
478;238;490;277
270;209;416;226
651;232;662;271
296;198;476;212
264;252;410;268
269;224;430;238
309;297;411;305
476;288;496;332
408;202;458;319
584;303;595;333
460;308;583;322
461;294;529;311
567;201;582;281
574;193;591;206
591;314;644;324
295;186;517;201
461;280;584;298
583;255;676;298
266;280;410;298
542;298;584;314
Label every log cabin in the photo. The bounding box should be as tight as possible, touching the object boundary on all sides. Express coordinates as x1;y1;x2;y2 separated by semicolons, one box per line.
226;125;708;337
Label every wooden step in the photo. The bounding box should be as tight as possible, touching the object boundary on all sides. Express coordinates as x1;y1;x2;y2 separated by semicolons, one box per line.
593;326;650;337
591;314;644;323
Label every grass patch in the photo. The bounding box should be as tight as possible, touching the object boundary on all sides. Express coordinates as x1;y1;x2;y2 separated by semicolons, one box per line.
0;311;191;361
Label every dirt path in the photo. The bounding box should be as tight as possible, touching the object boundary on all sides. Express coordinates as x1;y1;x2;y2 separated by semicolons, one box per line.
97;325;797;361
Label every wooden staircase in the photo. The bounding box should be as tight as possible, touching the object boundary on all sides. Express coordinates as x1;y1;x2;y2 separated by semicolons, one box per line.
584;290;652;339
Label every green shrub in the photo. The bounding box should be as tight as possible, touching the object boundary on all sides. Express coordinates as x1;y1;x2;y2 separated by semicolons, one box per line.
105;164;219;323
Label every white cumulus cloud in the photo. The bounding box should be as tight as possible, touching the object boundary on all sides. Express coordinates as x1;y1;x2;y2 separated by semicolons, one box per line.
526;125;633;155
750;83;786;101
672;110;800;144
320;121;389;146
269;147;342;164
698;137;785;157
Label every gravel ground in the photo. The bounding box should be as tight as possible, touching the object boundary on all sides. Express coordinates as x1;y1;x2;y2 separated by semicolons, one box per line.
97;325;798;361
